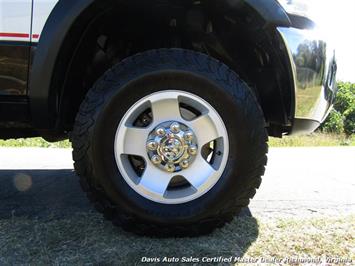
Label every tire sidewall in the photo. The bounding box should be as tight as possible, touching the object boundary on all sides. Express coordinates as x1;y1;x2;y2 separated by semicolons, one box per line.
90;70;262;224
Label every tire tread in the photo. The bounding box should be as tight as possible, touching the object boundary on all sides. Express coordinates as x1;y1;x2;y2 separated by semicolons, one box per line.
71;48;268;237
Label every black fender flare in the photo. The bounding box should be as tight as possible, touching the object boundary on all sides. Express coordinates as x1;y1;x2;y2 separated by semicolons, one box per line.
29;0;290;129
30;0;95;128
244;0;291;27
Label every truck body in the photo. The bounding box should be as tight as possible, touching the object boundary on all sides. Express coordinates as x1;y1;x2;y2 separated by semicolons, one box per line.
0;0;337;236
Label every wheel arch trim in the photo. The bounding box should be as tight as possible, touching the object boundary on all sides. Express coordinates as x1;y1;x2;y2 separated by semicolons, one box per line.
29;0;291;129
244;0;291;28
29;0;96;128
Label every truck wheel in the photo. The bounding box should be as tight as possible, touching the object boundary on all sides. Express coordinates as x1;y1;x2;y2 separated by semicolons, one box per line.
71;49;268;237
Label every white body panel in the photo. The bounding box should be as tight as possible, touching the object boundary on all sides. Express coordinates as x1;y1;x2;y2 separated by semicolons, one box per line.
0;0;58;42
0;0;32;42
32;0;58;41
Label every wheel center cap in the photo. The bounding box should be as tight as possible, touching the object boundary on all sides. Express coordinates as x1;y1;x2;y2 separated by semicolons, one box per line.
160;136;184;162
146;121;198;173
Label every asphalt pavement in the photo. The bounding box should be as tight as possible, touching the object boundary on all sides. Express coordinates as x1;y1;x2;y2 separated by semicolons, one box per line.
0;147;354;219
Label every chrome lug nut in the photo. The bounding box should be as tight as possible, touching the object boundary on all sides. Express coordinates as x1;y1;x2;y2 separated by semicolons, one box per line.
151;155;162;165
180;160;189;169
147;141;158;151
170;122;180;133
148;121;198;172
165;164;176;173
184;131;194;141
188;145;198;155
156;127;166;137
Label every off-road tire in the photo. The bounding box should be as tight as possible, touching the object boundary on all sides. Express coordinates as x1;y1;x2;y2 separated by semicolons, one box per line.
71;48;268;237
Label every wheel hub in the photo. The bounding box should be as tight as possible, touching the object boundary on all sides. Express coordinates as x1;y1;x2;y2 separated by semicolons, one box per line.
146;121;198;172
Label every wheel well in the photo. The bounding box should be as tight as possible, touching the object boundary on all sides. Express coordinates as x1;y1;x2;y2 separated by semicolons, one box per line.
48;0;293;137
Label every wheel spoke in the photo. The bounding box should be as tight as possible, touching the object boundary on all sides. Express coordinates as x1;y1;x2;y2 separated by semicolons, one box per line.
114;90;229;204
139;164;172;196
119;126;150;157
181;155;217;190
151;97;181;123
189;113;221;146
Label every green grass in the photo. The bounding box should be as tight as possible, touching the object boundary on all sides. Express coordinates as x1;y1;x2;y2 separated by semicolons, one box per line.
0;138;71;148
0;213;353;264
0;133;354;149
269;133;355;147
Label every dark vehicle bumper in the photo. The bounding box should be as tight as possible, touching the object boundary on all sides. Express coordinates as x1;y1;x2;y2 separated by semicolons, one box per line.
277;27;337;135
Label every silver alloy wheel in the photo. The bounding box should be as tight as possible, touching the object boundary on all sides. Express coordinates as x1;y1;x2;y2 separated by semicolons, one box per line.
114;90;229;204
